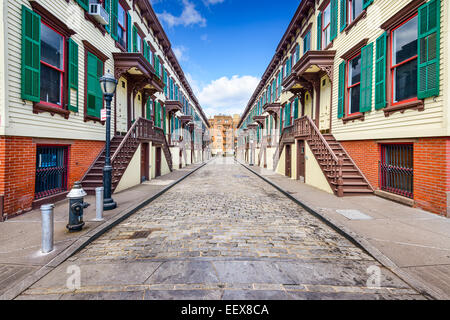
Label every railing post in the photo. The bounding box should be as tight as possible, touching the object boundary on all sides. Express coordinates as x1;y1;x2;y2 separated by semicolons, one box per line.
337;153;344;197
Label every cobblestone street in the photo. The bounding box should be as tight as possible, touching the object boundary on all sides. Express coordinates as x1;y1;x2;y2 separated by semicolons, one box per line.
17;158;425;300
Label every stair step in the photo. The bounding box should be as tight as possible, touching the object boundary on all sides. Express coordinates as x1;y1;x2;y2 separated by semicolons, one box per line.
344;188;373;194
331;181;369;187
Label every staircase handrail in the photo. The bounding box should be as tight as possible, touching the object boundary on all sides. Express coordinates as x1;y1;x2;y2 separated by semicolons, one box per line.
294;116;339;163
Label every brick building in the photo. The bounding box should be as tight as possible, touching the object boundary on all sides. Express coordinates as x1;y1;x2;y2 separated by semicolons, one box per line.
210;115;240;156
0;0;210;220
237;0;449;216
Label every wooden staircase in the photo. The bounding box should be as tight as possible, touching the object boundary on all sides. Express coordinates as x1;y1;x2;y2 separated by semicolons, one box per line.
275;116;373;197
81;118;173;195
81;136;126;195
154;127;174;171
320;134;373;196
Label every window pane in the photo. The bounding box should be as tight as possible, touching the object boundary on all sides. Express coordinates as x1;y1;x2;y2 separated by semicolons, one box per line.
393;16;418;65
352;0;363;21
349;85;360;114
323;27;330;47
40;64;61;106
137;35;142;52
41;24;64;69
394;59;417;102
349;55;361;85
118;26;125;48
323;5;331;26
118;4;125;27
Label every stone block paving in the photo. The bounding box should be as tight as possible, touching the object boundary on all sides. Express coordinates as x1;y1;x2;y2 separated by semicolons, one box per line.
17;158;425;300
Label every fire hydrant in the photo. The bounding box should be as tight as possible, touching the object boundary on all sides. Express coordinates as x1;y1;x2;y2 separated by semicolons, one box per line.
66;182;90;232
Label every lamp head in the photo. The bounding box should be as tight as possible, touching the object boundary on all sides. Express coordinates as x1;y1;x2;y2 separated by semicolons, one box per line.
99;70;118;95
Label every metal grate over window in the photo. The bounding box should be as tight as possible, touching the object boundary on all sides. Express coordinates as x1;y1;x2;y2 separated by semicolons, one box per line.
35;146;69;200
379;144;414;199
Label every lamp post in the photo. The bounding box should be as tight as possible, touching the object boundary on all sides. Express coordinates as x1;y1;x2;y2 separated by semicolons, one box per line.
99;70;118;211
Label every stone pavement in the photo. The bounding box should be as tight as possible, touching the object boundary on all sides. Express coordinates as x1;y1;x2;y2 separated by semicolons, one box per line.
0;163;205;299
16;158;425;300
244;163;450;300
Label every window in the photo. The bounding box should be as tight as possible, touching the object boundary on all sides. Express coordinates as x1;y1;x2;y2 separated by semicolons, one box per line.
348;0;363;23
40;23;65;108
347;54;361;115
380;144;413;199
303;31;311;54
35;146;68;199
117;3;127;48
391;15;418;104
136;33;142;53
322;3;331;48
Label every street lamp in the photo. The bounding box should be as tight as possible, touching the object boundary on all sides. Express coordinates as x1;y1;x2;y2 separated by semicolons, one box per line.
99;70;118;211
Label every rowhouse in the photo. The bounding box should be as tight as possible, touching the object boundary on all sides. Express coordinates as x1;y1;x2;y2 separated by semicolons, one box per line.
0;0;211;220
238;0;448;216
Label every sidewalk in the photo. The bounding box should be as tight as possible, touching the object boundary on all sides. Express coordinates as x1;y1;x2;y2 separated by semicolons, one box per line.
0;162;206;300
242;163;450;300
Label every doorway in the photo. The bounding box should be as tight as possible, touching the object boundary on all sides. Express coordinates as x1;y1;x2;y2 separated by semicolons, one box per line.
297;140;306;182
155;147;162;178
285;144;292;178
141;143;149;182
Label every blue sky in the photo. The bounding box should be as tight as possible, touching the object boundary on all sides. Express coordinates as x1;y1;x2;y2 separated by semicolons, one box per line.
151;0;300;117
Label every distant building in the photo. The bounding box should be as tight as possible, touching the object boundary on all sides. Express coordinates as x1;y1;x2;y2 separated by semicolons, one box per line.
209;115;240;156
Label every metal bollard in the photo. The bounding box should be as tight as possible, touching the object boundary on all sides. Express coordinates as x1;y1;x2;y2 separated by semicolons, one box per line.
41;204;54;254
94;187;104;221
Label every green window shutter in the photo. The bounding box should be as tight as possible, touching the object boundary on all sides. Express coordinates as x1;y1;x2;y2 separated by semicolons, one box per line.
104;0;110;33
21;5;41;102
316;12;322;50
418;0;441;99
163;105;166;134
75;0;89;11
295;44;300;63
110;0;118;41
360;43;373;113
86;53;103;118
155;56;160;78
132;26;138;52
127;12;132;52
363;0;374;10
68;39;79;112
330;0;338;41
340;0;347;32
164;70;168;96
375;33;387;110
143;41;149;61
338;61;346;119
294;97;299;119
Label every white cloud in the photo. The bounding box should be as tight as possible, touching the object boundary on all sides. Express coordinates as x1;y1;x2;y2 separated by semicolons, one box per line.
173;45;188;62
203;0;225;5
196;75;260;118
157;0;206;28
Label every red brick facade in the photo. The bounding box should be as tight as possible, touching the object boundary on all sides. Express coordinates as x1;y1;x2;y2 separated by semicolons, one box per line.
0;137;104;219
340;138;450;216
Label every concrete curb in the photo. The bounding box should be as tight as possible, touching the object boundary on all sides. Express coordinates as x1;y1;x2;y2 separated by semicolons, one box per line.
0;161;209;300
238;160;448;300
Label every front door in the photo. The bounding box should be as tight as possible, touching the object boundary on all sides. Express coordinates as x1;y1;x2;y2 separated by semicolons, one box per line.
285;144;292;178
141;143;149;182
155;147;162;178
116;78;128;134
297;140;306;182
